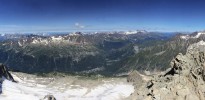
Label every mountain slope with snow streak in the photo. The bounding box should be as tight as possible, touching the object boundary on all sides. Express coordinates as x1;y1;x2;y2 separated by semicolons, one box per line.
180;31;205;40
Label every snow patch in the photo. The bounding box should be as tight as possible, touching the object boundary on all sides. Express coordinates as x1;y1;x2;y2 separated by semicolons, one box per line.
193;32;205;38
0;75;134;100
124;30;147;35
180;32;205;40
154;51;166;56
18;41;22;46
180;35;190;40
51;36;63;41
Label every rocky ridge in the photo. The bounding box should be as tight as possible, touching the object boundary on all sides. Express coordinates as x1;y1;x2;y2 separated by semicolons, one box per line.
129;40;205;100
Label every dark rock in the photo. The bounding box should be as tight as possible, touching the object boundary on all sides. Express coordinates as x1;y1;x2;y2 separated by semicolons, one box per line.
0;63;16;94
0;63;15;82
146;80;153;89
163;68;176;76
43;95;56;100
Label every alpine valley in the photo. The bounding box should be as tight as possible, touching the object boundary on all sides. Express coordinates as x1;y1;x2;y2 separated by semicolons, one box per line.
0;31;174;76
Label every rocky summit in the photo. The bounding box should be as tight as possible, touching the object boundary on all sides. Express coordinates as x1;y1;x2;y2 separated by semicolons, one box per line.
128;40;205;100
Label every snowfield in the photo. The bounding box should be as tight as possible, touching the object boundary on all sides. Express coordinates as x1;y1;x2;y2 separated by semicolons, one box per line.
0;73;134;100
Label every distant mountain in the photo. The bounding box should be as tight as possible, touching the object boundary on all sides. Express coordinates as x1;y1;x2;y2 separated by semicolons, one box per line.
123;30;148;35
0;31;175;76
115;31;205;73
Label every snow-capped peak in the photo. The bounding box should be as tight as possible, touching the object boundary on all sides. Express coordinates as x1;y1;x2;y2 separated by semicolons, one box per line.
180;31;205;40
124;30;147;35
180;35;190;40
194;32;205;38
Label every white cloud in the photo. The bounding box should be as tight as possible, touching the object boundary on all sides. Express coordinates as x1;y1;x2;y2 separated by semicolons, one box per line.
74;22;85;29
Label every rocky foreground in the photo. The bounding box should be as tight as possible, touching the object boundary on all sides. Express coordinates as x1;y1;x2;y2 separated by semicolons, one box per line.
128;40;205;100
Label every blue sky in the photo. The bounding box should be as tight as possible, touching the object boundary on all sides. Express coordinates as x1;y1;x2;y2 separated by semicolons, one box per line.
0;0;205;33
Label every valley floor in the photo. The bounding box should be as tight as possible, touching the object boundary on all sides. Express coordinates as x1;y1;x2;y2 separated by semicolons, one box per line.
0;72;134;100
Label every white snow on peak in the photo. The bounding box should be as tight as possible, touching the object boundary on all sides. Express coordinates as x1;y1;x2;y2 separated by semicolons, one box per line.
69;33;81;36
0;33;5;36
30;36;65;45
125;31;138;35
31;39;39;44
28;35;86;45
180;35;190;40
193;32;205;38
31;38;50;45
124;30;147;35
51;36;63;41
180;32;205;40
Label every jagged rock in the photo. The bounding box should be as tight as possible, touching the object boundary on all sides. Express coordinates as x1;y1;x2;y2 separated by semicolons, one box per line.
43;95;56;100
146;80;153;89
127;70;142;82
127;70;143;88
129;41;205;100
0;63;15;82
0;63;15;94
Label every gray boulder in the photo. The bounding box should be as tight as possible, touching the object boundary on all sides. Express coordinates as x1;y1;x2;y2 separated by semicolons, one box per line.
43;94;56;100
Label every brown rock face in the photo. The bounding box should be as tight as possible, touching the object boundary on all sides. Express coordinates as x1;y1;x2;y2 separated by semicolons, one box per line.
127;70;144;89
129;41;205;100
127;70;142;83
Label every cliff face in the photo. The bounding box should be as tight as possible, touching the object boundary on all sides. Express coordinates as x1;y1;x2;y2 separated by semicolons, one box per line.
0;64;15;82
0;64;15;93
129;41;205;100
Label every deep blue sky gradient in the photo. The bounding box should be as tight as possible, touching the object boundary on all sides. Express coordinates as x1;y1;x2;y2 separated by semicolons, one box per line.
0;0;205;33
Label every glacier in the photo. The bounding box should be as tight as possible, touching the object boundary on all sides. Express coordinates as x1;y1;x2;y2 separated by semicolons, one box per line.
0;73;134;100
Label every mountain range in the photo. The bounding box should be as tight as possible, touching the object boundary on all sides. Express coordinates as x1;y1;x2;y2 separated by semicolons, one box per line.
0;31;204;76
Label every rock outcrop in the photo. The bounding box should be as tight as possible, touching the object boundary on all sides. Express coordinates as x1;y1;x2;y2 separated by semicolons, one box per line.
0;63;15;93
129;41;205;100
127;70;144;89
0;63;15;82
43;95;56;100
